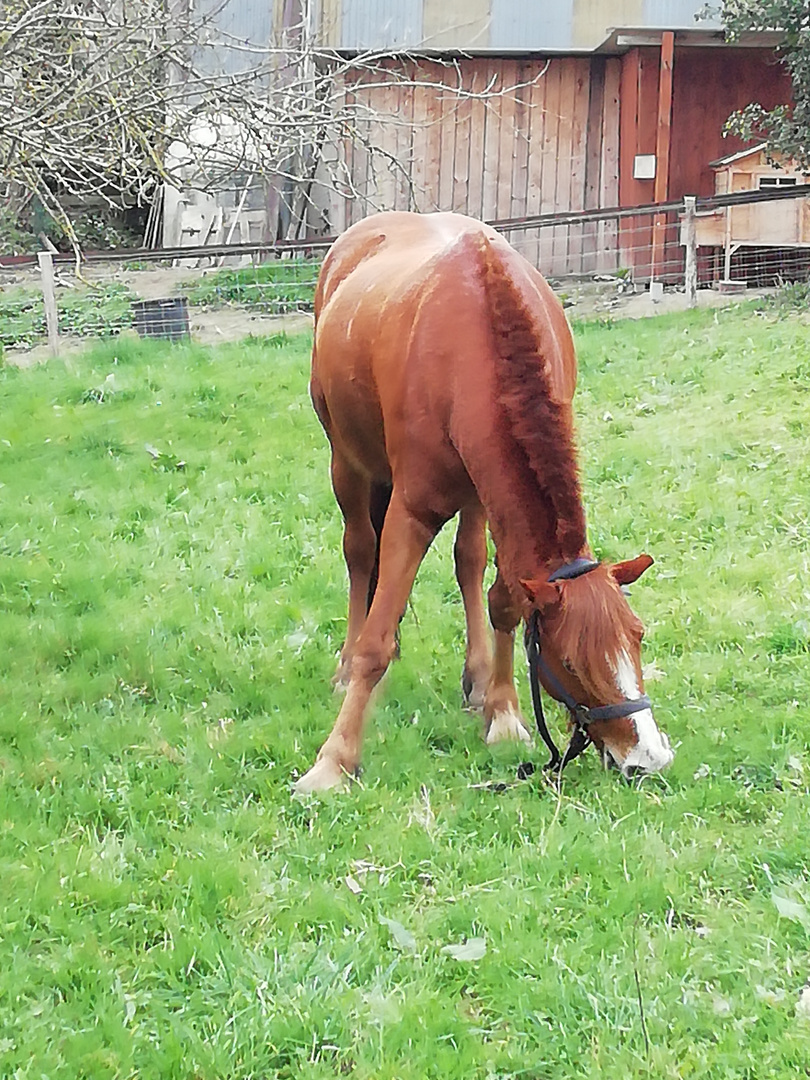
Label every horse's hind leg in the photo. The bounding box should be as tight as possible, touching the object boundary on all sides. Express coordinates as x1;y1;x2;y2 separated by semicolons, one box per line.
295;490;437;792
454;501;492;710
484;568;532;745
330;452;377;691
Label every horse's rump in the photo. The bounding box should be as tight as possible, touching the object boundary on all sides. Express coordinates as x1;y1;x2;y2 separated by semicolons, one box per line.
311;212;575;515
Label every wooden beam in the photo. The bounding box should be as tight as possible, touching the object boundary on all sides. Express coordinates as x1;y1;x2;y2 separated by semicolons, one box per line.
654;32;675;204
652;31;675;279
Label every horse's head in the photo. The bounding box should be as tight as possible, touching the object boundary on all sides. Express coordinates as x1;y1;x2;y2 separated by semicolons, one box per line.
521;555;674;778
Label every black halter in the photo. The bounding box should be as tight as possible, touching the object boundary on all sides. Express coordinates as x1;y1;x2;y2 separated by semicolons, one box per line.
524;559;653;773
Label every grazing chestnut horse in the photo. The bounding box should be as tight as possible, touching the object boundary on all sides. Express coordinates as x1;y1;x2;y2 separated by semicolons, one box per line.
296;211;674;791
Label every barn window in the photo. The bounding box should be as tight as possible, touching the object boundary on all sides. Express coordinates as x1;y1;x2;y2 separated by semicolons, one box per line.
759;175;798;188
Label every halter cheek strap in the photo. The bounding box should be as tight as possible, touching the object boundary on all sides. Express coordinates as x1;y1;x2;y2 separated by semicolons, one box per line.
523;562;652;774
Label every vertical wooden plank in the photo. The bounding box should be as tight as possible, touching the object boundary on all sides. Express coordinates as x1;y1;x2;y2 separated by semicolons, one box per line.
618;49;640;276
411;62;429;211
342;78;359;227
539;59;561;273
37;251;60;359
600;58;621;272
496;59;517;220
395;62;416;211
653;33;675;205
374;76;400;213
567;58;590;273
583;57;606;211
424;61;444;211
582;57;605;273
467;63;487;220
451;61;473;213
349;74;371;224
510;61;531;221
507;61;531;264
652;32;675;279
437;64;458;211
683;195;697;306
523;59;547;268
552;58;576;274
481;59;503;221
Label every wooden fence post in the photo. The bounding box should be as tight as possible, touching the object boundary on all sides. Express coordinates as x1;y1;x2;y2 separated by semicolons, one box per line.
683;196;697;309
37;250;60;358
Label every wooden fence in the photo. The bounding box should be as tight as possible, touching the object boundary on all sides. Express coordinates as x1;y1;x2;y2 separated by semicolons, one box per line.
319;56;622;276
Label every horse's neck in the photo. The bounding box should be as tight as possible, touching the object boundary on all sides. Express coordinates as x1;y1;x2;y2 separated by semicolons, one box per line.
458;418;586;591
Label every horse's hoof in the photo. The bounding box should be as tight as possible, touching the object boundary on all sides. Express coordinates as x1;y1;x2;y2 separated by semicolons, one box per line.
461;671;487;712
463;684;486;712
486;707;533;746
293;756;354;793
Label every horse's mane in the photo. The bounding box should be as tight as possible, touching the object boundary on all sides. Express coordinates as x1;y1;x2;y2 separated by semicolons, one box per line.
480;239;586;562
555;571;644;702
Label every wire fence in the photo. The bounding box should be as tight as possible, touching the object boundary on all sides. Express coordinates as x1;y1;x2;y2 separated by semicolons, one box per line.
2;187;809;358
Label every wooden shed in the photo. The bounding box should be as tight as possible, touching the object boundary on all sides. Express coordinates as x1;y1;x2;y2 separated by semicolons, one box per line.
689;146;810;280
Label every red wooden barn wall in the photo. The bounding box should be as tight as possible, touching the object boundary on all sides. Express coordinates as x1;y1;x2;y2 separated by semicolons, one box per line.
619;45;793;280
325;56;622;276
321;47;792;282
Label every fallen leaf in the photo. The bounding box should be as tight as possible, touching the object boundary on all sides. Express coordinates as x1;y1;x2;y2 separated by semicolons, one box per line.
345;875;363;895
379;916;416;952
796;985;810;1022
441;937;487;961
642;660;666;682
773;892;810;930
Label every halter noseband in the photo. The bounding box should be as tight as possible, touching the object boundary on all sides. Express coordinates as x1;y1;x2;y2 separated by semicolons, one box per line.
524;559;653;773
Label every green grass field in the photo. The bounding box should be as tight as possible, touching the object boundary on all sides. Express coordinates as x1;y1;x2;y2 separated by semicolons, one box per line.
1;305;809;1079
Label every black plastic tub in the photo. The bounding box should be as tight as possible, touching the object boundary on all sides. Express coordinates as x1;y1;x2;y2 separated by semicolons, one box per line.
132;297;190;341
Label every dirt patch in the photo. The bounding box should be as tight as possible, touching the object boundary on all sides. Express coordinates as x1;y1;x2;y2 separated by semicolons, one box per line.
189;308;313;346
1;259;772;370
556;276;777;321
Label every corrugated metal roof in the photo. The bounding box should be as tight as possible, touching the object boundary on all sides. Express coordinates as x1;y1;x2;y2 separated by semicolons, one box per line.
642;0;722;29
325;0;721;51
342;0;423;49
491;0;574;51
194;0;274;75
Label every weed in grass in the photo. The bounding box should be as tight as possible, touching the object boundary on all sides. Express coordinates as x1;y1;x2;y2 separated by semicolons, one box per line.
1;311;810;1078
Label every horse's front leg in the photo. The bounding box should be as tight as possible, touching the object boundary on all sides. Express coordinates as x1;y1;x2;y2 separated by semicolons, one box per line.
484;569;533;745
454;501;492;710
295;493;437;792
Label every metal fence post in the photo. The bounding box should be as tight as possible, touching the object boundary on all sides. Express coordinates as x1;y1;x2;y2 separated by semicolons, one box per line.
37;250;60;357
683;196;697;309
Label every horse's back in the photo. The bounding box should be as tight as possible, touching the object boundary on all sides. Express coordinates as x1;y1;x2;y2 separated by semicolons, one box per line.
315;212;497;314
311;212;575;490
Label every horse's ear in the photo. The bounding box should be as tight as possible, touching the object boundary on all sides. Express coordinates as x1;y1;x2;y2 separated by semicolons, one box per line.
519;577;559;610
611;554;654;586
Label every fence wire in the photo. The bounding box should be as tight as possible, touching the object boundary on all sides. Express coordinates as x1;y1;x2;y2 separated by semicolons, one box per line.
1;190;808;355
0;254;323;351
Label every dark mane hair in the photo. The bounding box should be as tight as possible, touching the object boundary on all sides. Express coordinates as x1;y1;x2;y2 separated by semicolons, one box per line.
480;239;587;561
554;571;645;702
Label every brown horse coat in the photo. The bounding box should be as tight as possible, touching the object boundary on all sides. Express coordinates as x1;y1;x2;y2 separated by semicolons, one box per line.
298;211;673;790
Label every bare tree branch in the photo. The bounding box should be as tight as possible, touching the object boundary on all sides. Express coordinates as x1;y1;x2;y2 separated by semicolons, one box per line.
1;0;547;254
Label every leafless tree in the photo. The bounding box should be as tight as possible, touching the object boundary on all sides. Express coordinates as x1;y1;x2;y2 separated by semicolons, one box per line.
1;0;541;258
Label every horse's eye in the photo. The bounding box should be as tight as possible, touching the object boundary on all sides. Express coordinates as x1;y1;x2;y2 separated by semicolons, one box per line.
562;659;575;674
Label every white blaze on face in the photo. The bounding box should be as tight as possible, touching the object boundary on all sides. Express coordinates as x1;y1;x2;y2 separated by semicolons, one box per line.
606;650;674;776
